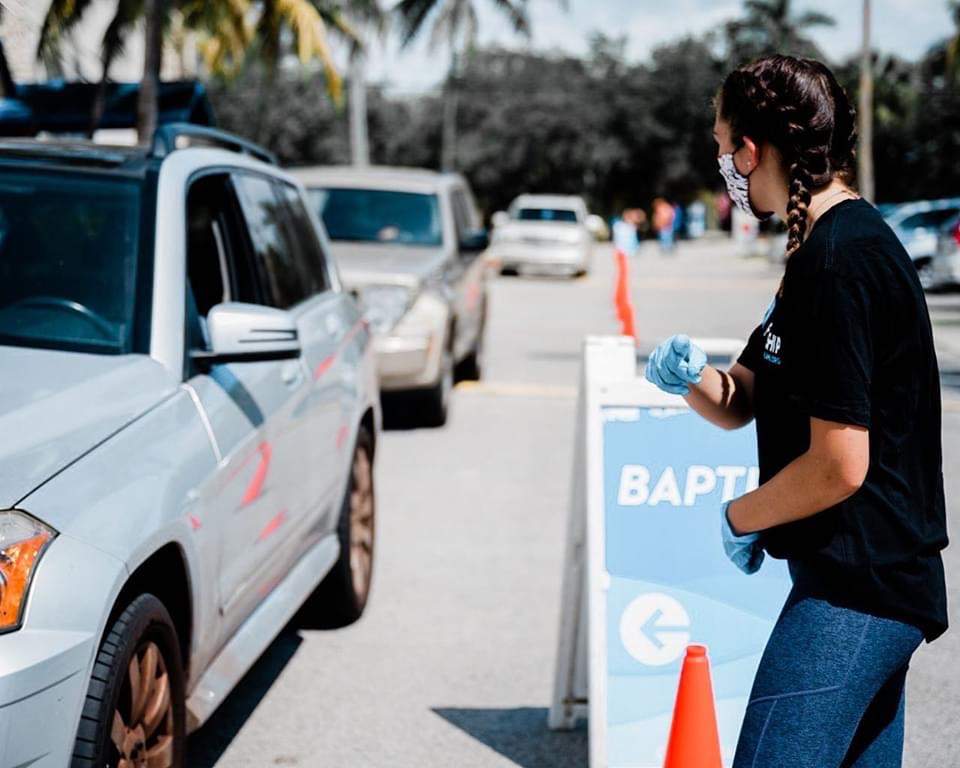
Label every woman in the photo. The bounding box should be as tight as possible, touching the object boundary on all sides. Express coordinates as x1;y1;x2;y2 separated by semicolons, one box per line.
645;55;947;767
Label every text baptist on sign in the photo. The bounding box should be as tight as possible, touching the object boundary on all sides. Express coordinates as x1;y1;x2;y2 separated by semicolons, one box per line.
617;465;760;507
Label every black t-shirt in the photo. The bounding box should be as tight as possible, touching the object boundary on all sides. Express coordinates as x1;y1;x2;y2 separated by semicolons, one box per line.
738;198;948;640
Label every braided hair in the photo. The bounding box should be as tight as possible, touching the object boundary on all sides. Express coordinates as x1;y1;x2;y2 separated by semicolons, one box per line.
718;56;858;262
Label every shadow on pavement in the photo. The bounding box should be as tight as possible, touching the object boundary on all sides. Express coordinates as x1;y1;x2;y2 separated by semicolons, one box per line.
432;707;587;768
187;629;303;767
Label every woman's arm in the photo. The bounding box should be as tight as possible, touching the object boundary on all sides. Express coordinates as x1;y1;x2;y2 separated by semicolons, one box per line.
685;363;756;430
726;416;869;534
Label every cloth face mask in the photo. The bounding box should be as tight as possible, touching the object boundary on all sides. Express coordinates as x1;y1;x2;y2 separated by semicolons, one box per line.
718;153;772;221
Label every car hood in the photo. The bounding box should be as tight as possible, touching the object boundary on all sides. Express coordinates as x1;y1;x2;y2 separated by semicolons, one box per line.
0;347;177;508
328;242;447;288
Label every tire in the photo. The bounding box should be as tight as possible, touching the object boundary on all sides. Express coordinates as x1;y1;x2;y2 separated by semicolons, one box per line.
421;342;454;427
73;594;185;768
455;308;486;383
301;428;375;628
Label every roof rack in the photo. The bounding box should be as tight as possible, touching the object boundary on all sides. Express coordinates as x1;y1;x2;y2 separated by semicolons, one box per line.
0;139;135;166
151;122;277;165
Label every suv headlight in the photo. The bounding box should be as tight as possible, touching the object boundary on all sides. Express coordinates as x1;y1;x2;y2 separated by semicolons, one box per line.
0;510;55;633
360;285;415;335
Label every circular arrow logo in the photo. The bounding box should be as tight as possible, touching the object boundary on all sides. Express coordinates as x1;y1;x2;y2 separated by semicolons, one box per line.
619;592;691;666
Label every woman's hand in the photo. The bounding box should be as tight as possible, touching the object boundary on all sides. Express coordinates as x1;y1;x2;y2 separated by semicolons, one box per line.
646;334;756;430
721;500;764;574
644;334;707;395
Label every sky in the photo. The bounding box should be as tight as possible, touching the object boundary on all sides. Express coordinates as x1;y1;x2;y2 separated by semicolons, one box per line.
363;0;956;94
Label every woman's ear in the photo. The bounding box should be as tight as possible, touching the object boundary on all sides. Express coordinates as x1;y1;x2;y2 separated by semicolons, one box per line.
735;135;761;175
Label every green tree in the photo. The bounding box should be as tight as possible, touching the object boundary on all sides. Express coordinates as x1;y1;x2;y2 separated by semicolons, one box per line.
725;0;835;64
393;0;540;170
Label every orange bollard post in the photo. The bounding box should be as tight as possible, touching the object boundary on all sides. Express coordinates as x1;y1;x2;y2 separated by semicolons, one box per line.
663;645;723;768
613;249;638;342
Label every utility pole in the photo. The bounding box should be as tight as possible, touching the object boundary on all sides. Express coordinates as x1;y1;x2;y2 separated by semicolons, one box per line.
349;51;370;167
858;0;875;202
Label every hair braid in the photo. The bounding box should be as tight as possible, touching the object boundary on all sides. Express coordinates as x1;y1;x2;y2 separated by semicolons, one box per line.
786;160;813;258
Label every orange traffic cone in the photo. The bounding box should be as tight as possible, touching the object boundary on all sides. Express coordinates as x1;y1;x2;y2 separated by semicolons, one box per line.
663;644;723;768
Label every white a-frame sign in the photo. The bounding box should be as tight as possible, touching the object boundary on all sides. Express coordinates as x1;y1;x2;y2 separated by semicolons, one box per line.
549;336;791;767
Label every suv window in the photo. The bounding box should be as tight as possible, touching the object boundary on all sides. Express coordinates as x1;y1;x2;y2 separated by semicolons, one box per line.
275;181;329;295
233;173;309;309
185;173;261;349
0;169;144;355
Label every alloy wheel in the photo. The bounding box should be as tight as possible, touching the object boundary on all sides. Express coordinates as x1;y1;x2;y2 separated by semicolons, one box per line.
111;641;175;768
349;446;375;608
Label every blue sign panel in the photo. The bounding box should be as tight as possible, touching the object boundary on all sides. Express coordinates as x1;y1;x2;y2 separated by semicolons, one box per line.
601;406;790;767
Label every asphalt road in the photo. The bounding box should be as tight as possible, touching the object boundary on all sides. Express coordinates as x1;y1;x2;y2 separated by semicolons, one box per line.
188;238;960;767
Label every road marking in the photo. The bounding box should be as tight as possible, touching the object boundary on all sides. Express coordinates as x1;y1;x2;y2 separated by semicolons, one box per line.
455;381;578;399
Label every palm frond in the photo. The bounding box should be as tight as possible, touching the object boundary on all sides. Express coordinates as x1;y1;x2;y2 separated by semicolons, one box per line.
37;0;100;67
394;0;439;48
274;0;344;102
430;0;478;50
793;10;835;29
488;0;530;36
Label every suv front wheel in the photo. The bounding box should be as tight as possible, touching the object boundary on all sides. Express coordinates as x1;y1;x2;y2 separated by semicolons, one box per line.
73;593;185;768
421;341;454;427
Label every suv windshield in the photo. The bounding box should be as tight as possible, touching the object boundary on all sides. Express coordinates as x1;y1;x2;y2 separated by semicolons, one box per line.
0;170;144;354
515;208;578;223
309;187;443;247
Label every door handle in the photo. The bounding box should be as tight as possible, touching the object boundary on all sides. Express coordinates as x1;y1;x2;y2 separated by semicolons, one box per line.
280;361;303;388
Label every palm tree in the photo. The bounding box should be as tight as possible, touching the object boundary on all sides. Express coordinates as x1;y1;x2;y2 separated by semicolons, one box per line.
946;0;960;85
0;5;15;99
394;0;537;170
858;0;874;202
726;0;835;62
38;0;368;141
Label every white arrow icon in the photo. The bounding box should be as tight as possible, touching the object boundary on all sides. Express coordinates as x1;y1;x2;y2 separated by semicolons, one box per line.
619;593;691;666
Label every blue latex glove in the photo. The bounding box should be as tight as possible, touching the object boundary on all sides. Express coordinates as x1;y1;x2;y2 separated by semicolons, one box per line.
644;334;707;395
721;501;764;574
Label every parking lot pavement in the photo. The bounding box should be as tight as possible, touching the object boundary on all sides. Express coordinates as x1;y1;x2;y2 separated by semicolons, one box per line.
189;238;960;767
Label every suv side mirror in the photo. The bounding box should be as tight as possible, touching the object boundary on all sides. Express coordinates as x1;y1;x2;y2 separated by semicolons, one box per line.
193;302;301;366
459;228;490;255
491;211;509;229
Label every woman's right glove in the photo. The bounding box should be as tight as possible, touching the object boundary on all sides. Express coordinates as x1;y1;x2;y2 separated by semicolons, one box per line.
644;334;707;395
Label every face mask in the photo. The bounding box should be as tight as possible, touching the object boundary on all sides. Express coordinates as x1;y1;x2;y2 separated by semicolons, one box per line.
718;153;772;221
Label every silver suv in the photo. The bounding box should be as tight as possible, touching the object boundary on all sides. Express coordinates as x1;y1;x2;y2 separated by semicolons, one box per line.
293;166;490;426
0;125;379;767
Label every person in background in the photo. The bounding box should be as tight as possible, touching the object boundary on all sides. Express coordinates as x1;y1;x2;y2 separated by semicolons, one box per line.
672;201;685;241
630;207;650;239
612;208;641;257
653;197;676;252
645;55;947;767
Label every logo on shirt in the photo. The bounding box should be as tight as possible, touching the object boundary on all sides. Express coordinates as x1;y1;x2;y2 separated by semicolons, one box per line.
763;323;782;366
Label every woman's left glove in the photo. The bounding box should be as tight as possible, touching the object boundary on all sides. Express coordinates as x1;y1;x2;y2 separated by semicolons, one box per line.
644;334;707;395
721;501;764;574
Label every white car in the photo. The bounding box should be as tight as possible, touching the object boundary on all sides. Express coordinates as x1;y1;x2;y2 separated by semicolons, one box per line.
0;125;380;767
292;166;489;426
488;194;599;277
